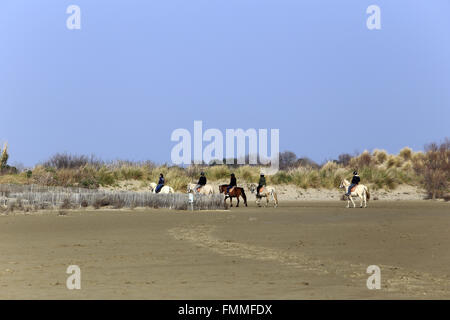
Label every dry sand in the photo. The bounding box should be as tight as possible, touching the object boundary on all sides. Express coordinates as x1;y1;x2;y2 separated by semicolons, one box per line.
0;200;449;299
268;184;427;201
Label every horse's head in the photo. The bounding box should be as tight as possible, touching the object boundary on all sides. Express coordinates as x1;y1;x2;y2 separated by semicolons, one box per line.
339;179;349;189
248;184;256;193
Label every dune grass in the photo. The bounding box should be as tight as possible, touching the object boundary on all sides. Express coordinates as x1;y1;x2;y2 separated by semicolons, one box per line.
1;143;448;198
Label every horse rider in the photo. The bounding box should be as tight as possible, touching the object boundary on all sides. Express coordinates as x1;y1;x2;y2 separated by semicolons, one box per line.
345;171;360;196
227;173;237;195
256;172;266;197
195;171;207;193
155;173;165;193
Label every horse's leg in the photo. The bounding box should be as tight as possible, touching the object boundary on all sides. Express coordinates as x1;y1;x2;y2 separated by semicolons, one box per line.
224;195;230;206
359;194;363;208
346;195;350;208
363;192;367;208
350;195;356;208
273;192;278;208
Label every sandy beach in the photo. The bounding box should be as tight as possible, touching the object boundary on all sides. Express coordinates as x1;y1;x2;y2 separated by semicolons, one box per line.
0;200;449;299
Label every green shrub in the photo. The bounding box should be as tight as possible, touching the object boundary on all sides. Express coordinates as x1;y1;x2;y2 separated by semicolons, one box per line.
271;171;292;184
119;166;144;180
97;167;116;186
206;165;230;180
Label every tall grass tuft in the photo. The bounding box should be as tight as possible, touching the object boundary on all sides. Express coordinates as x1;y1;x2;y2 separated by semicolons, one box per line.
372;149;388;164
399;147;413;161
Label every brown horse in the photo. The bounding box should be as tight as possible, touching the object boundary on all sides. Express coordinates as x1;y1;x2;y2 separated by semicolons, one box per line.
219;184;247;207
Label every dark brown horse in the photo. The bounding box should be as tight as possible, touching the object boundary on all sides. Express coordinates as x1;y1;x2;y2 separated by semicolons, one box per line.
219;184;247;207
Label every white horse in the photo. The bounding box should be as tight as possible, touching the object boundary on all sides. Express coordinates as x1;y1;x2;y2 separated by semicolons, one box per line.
187;183;214;195
248;184;278;208
339;179;370;208
149;182;175;194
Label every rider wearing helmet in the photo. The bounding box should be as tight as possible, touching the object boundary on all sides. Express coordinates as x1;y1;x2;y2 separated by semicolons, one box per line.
195;172;207;193
227;173;237;195
345;171;360;196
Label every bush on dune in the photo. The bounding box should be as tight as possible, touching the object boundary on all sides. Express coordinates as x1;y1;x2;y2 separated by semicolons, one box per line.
349;150;373;169
42;153;102;170
372;149;388;165
118;166;144;180
271;170;292;184
235;166;259;182
1;140;448;195
413;139;450;199
399;147;413;161
205;165;230;181
97;167;116;186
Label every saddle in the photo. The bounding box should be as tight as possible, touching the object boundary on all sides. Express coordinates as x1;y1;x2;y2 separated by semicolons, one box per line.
258;186;265;193
228;186;235;193
350;185;357;192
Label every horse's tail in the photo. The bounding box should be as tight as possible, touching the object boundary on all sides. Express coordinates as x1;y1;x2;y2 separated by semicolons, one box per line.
240;188;247;206
365;186;370;200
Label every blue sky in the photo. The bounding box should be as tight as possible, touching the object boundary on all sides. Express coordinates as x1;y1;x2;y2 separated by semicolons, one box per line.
1;0;449;166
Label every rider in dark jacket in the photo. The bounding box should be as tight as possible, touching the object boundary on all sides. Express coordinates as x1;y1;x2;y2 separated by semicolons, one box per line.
227;173;237;194
155;173;165;193
195;172;207;192
257;174;266;196
345;171;360;196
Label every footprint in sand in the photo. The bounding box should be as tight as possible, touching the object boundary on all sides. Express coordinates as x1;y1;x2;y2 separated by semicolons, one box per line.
168;225;450;297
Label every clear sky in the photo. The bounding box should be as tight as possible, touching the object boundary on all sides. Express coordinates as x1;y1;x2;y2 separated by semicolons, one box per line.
1;0;449;166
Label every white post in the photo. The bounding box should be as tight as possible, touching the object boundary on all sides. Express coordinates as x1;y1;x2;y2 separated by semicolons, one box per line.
188;193;194;211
